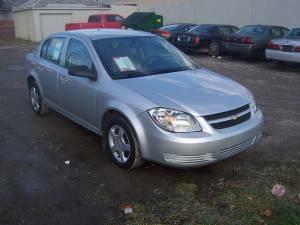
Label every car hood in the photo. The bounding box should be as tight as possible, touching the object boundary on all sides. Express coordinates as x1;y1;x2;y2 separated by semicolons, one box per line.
116;69;251;117
271;38;300;45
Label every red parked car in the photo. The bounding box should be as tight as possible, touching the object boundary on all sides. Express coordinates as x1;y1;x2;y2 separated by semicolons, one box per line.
65;14;124;31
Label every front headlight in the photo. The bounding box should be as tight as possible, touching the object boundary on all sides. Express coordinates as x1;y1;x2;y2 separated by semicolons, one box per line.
249;94;257;113
148;108;202;133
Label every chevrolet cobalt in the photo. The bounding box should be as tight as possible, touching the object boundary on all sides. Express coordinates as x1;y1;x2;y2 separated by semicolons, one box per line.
26;29;263;169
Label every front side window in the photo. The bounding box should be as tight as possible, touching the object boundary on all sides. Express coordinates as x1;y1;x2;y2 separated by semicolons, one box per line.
43;37;65;64
65;39;95;73
93;36;197;80
238;26;267;34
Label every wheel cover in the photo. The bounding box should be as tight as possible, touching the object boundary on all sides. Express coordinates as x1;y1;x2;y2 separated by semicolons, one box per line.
108;125;131;164
30;87;40;112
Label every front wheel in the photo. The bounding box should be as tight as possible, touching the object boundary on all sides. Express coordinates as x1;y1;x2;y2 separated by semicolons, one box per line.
28;81;49;116
208;41;221;57
105;115;143;170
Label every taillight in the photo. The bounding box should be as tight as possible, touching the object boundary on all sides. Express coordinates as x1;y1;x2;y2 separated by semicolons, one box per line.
242;37;254;44
294;46;300;52
223;36;231;42
161;31;171;39
268;41;280;50
194;36;200;44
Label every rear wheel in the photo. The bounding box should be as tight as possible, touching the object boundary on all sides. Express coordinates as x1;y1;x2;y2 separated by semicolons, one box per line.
28;81;49;116
105;115;143;170
208;41;221;57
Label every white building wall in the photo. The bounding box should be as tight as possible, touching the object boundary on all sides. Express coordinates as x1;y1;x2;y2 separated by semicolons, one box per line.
13;5;137;42
137;0;300;28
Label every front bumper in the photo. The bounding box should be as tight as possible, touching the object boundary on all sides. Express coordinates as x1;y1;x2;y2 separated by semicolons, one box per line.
222;43;263;55
266;49;300;63
136;109;263;168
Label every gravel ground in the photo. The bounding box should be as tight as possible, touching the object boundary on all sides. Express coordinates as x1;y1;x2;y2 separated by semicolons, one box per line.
0;41;299;225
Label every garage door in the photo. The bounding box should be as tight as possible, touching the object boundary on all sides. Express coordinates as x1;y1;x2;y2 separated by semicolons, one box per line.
40;13;72;39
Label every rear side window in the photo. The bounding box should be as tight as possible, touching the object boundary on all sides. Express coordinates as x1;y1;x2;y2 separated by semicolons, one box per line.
271;27;283;38
88;16;101;23
238;26;267;34
65;39;95;72
106;15;123;22
41;38;65;64
220;26;233;34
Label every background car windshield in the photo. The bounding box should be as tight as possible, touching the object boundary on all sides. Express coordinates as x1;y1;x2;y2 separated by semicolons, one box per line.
93;36;196;79
188;25;214;33
238;26;267;34
286;28;300;39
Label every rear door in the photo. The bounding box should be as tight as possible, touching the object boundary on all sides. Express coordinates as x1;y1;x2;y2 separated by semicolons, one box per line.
57;38;98;128
37;37;66;105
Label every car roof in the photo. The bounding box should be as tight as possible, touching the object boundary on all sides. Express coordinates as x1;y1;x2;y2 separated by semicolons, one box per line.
196;24;237;27
53;29;154;41
162;23;197;26
242;24;288;29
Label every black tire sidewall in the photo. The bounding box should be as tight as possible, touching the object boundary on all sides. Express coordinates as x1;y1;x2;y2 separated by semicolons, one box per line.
105;116;139;169
209;42;220;57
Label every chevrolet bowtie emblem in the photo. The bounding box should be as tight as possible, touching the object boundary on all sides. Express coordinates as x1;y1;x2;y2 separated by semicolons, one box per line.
231;115;238;120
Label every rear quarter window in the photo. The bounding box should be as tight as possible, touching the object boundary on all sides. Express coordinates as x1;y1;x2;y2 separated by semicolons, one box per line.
40;39;51;58
88;16;101;22
106;15;123;22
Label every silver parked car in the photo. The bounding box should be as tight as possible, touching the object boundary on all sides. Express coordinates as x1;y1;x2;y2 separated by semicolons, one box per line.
26;29;263;170
266;28;300;63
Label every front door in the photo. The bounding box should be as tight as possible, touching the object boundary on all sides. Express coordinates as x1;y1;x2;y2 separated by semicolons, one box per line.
57;39;98;128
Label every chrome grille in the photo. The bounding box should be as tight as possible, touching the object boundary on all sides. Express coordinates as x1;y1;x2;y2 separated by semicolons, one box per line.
220;137;256;158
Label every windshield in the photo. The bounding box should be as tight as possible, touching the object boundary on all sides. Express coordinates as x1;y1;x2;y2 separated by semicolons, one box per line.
160;25;179;31
238;26;267;34
93;36;197;79
286;28;300;39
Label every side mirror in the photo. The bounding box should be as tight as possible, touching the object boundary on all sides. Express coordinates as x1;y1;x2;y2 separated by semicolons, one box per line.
68;65;97;81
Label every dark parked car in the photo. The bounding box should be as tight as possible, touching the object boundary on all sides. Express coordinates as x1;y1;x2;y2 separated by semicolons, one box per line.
223;25;289;58
173;24;239;57
151;23;197;42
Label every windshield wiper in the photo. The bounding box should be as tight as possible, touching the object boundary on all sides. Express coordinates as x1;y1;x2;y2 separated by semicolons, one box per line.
147;67;193;75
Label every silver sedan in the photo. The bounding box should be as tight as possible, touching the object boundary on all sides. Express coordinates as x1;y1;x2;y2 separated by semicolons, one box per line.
266;28;300;63
26;29;263;170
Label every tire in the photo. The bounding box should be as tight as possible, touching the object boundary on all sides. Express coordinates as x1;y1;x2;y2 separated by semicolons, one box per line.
104;115;143;170
28;81;49;116
208;41;221;57
231;53;241;59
